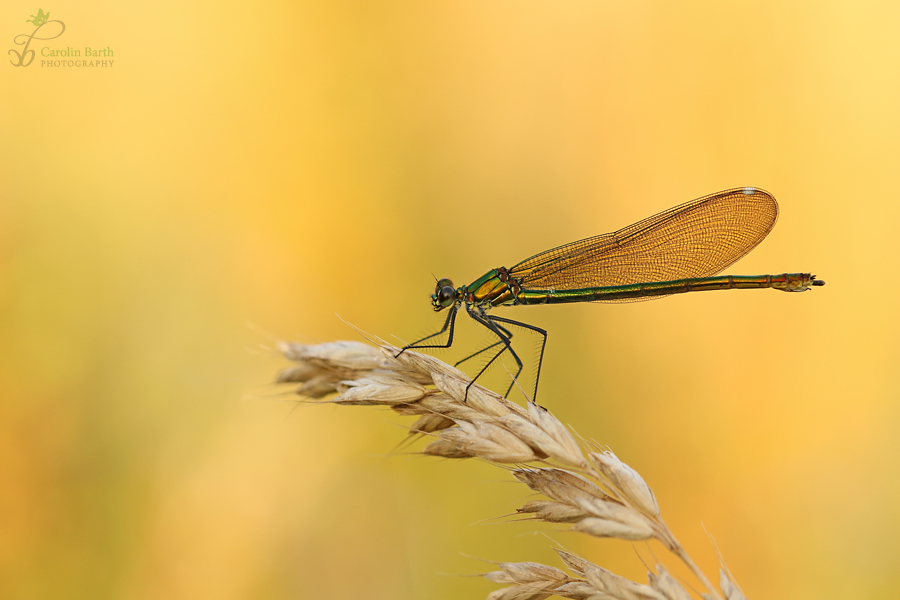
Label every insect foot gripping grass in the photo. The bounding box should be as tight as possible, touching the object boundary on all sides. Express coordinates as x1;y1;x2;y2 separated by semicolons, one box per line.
275;340;750;600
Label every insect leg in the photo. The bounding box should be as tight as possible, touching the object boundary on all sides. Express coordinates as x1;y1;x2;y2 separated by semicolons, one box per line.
454;322;515;367
468;316;525;398
463;308;521;402
483;314;548;405
395;304;459;357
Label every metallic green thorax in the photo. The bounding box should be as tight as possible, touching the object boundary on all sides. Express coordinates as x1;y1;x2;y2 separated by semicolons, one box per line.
462;267;521;308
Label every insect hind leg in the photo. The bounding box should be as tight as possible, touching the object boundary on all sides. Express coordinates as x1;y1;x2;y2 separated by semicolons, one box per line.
484;314;547;405
463;309;525;401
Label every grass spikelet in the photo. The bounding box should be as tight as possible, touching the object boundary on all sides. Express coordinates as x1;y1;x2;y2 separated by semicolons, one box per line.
589;450;659;517
650;565;694;600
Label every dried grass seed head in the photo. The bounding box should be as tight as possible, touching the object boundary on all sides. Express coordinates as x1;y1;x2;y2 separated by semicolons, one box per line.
719;571;747;600
554;549;598;578
408;413;456;434
583;563;666;600
487;562;571;586
414;393;489;423
333;374;428;405
422;439;475;459
517;500;589;523
552;581;603;599
590;451;659;517
279;340;383;370
513;469;611;506
383;345;467;379
440;421;540;463
274;363;323;383
648;566;692;600
485;584;555;600
572;516;655;541
497;412;584;469
525;401;586;468
430;371;520;417
294;375;345;399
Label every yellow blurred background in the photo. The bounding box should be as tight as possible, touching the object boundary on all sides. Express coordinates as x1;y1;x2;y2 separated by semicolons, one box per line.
1;1;897;598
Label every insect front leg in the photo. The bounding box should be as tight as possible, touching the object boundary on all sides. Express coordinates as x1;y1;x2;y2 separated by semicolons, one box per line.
395;303;459;357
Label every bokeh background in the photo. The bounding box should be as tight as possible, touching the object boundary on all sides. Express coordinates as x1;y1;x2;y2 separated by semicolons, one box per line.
1;1;898;598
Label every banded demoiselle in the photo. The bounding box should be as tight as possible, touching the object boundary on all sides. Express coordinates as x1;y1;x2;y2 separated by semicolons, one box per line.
400;188;824;401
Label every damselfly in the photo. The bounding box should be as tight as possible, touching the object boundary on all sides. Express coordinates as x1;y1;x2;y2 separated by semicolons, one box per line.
399;188;824;401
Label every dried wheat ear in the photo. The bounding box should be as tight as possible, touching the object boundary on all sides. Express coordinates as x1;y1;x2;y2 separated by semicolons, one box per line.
276;340;747;600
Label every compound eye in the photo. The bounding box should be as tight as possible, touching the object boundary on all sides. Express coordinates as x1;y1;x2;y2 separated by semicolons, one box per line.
438;285;456;307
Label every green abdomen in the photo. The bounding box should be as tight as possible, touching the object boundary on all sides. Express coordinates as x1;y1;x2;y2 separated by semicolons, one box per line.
516;273;819;305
